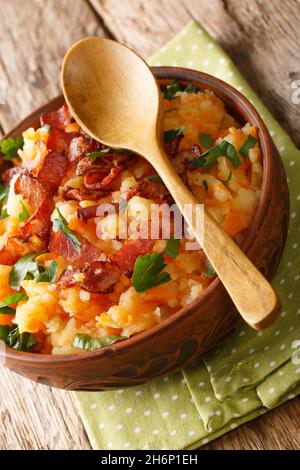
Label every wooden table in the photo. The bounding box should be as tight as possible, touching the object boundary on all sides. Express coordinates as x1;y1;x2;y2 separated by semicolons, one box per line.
0;0;299;450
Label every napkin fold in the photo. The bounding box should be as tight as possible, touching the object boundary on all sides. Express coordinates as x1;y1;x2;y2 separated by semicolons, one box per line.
74;20;300;450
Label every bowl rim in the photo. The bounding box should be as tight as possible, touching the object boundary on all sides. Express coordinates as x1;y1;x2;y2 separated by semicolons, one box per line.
1;66;274;364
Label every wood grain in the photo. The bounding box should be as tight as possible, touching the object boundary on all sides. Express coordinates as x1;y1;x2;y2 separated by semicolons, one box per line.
0;0;298;451
0;0;107;132
91;0;300;147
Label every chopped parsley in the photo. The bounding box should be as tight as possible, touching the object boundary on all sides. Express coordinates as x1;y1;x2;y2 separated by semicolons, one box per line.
164;238;181;259
72;333;125;351
0;136;23;160
163;79;181;100
0;325;37;352
184;83;197;93
220;172;232;187
18;202;30;222
203;180;209;192
53;207;81;254
198;133;213;148
163;127;184;143
239;134;257;159
9;251;46;290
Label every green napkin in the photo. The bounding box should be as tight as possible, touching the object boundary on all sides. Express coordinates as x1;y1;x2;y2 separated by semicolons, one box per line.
74;20;300;450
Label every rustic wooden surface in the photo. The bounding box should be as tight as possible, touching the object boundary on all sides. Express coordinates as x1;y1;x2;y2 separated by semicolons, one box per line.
0;0;299;450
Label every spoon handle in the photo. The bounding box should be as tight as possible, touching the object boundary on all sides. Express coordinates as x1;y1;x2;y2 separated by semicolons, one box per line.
147;142;280;330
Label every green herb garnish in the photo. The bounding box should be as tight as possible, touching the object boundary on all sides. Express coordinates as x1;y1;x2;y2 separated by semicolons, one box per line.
0;325;37;351
189;140;241;171
220;172;232;187
203;180;209;192
86;148;131;160
239;134;257;159
34;261;57;283
0;185;9;204
164;238;181;259
147;175;164;185
163;127;184;143
18;202;30;222
184;84;197;93
165;107;177;113
9;251;46;291
53;207;81;254
0;136;24;160
132;252;171;292
0;291;28;315
198;133;213;148
163;79;181;100
203;262;216;278
0;208;8;220
225;142;240;168
72;333;125;351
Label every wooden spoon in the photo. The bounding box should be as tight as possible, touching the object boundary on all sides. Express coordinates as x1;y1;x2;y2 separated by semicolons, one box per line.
61;37;280;330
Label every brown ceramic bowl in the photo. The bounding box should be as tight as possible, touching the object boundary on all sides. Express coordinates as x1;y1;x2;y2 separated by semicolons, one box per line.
0;67;289;390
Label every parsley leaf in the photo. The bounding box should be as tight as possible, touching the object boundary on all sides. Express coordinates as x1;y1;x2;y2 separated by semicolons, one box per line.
203;262;216;278
203;180;209;192
239;134;257;159
147;175;165;185
163;79;181;100
164;238;181;259
165;107;177;113
132;252;171;292
163;127;184;143
53;207;81;254
0;185;9;220
189;140;241;171
19;201;30;222
220;172;232;186
9;251;45;291
198;133;213;148
0;207;8;220
225;143;240;168
0;136;24;160
0;291;28;315
0;185;9;204
86;148;131;160
72;333;125;351
35;261;57;283
2;326;37;351
43;124;51;133
184;83;197;93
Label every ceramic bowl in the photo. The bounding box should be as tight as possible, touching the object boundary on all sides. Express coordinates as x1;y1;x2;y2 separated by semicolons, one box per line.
0;67;289;390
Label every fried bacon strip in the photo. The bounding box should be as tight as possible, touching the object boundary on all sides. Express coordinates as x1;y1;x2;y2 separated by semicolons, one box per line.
38;150;68;193
47;128;77;155
40;103;73;130
110;239;155;277
49;231;102;269
58;262;120;294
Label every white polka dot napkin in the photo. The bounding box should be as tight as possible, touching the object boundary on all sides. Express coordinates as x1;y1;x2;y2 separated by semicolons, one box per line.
74;20;300;450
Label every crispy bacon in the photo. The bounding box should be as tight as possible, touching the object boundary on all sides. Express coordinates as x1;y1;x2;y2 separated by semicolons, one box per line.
139;177;171;202
63;186;109;202
40;104;73;130
84;166;124;191
14;172;47;210
58;262;120;293
164;134;183;158
69;135;104;162
38;150;68;193
47;128;76;155
49;231;101;269
2;167;24;186
110;239;155;277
